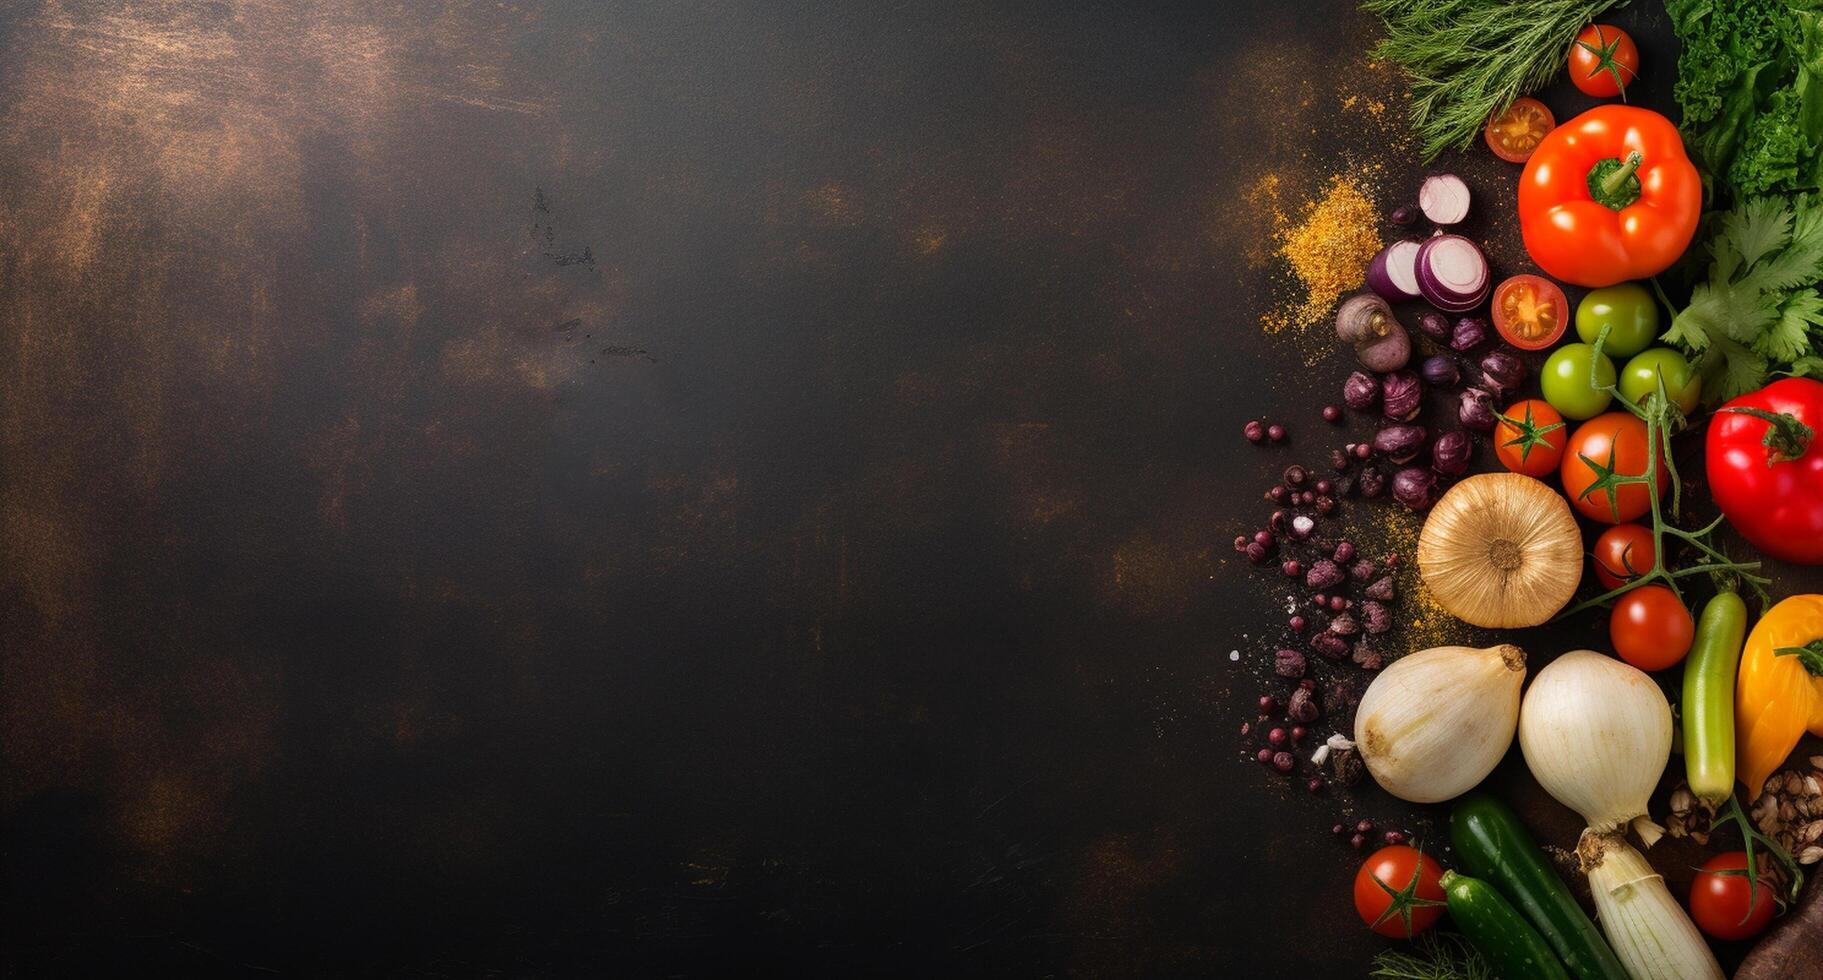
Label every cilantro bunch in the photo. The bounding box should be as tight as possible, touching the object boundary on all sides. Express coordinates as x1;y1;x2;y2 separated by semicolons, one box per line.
1662;195;1823;404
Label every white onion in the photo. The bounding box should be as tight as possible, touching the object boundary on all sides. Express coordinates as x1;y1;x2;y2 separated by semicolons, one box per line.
1354;644;1526;803
1520;651;1671;846
1578;830;1723;980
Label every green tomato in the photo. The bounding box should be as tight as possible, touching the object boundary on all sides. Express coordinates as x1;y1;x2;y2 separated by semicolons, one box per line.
1575;283;1659;359
1620;348;1700;414
1541;343;1616;420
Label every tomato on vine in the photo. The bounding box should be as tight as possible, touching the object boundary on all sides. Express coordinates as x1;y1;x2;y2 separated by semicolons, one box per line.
1690;852;1778;941
1562;412;1668;524
1592;524;1655;590
1610;585;1693;671
1494;400;1567;477
1354;845;1446;939
1570;24;1638;99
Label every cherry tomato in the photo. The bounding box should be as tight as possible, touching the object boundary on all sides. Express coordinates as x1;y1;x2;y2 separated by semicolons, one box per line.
1592;524;1655;590
1610;585;1693;671
1354;845;1446;939
1562;412;1668;523
1569;24;1638;99
1485;98;1555;164
1689;852;1778;941
1492;275;1570;350
1541;343;1616;420
1619;348;1701;415
1575;283;1658;359
1494;399;1567;477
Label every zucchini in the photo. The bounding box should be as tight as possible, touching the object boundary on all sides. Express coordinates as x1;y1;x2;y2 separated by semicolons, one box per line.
1450;793;1628;980
1683;590;1747;806
1440;870;1571;980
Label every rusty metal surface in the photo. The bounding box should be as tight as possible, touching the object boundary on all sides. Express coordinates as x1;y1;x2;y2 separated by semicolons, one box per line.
1;1;1808;976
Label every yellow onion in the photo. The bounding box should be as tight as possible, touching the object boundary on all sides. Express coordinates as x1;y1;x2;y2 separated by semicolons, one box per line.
1417;472;1582;628
1354;644;1526;803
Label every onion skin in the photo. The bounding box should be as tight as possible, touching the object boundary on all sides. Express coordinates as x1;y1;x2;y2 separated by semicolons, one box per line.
1381;371;1423;420
1354;644;1526;804
1392;467;1439;510
1343;371;1380;411
1373;424;1427;464
1521;653;1671;846
1416;473;1582;628
1431;431;1472;476
1479;349;1528;402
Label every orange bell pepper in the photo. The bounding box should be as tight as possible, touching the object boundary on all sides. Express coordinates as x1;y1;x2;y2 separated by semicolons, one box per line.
1517;106;1701;288
1736;595;1823;800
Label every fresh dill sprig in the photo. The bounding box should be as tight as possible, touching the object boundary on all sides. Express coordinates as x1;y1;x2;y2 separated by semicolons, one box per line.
1362;0;1630;161
1369;931;1495;980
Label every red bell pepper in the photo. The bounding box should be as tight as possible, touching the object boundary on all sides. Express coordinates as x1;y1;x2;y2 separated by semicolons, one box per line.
1707;378;1823;564
1517;106;1701;288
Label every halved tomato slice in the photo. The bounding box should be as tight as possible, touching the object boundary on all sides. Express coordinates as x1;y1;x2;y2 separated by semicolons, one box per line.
1484;98;1555;164
1492;274;1569;350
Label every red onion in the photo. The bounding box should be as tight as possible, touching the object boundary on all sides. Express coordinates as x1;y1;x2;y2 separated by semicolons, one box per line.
1418;174;1471;225
1479;349;1528;401
1420;355;1459;389
1335;293;1410;371
1372;424;1427;464
1418;310;1451;342
1381;371;1423;420
1342;370;1380;411
1450;316;1489;351
1458;387;1498;432
1392;467;1441;510
1431;431;1473;476
1365;240;1423;302
1415;235;1490;313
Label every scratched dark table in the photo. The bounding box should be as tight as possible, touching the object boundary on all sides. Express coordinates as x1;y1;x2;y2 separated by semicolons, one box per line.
4;2;1799;978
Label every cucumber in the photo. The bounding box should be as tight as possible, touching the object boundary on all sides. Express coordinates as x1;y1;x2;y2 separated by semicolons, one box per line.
1684;590;1747;806
1451;793;1629;980
1440;870;1571;980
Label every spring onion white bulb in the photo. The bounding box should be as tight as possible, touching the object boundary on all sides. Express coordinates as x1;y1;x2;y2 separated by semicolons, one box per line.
1354;644;1526;803
1519;651;1671;846
1577;830;1723;980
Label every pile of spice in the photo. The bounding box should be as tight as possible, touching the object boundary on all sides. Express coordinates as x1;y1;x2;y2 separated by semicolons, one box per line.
1259;174;1385;343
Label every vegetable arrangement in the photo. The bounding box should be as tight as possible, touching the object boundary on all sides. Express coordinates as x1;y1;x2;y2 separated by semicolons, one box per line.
1236;3;1823;974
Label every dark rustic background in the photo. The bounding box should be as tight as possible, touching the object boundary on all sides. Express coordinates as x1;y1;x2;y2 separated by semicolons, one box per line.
3;1;1791;977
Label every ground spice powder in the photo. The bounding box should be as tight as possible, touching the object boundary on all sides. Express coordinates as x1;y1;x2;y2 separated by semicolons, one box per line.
1263;175;1383;336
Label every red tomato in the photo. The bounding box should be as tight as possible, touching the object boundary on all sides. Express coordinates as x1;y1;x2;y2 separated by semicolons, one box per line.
1494;400;1567;477
1492;275;1569;350
1353;845;1446;939
1485;98;1555;163
1610;585;1693;671
1689;852;1778;941
1562;413;1669;524
1570;24;1639;99
1706;378;1823;564
1592;524;1655;590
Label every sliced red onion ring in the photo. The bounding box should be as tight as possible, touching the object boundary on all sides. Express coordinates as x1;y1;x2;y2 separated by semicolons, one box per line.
1418;174;1471;226
1365;240;1423;302
1415;234;1489;313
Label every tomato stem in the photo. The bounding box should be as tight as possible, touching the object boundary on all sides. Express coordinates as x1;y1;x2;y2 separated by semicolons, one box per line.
1717;406;1813;464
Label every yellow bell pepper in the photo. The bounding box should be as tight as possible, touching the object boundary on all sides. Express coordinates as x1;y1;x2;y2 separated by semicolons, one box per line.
1737;594;1823;801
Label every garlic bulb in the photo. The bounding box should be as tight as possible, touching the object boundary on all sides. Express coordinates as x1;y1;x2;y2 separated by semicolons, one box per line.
1355;644;1527;803
1577;830;1723;980
1417;473;1582;628
1520;651;1671;846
